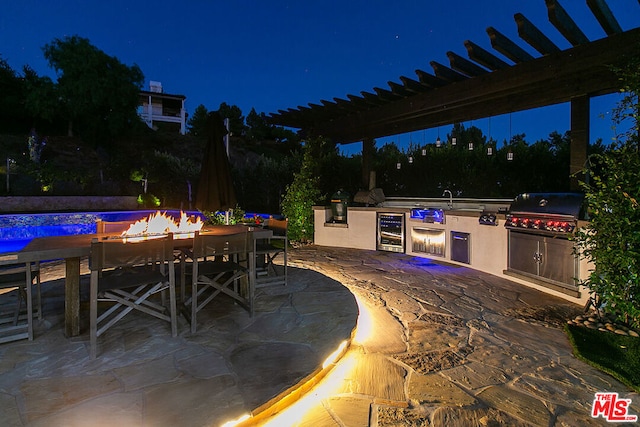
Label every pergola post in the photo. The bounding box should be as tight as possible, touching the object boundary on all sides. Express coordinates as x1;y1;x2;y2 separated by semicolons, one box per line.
570;95;589;191
361;138;375;189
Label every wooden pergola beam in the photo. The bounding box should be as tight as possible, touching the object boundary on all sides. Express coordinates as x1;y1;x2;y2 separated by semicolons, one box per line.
399;75;431;93
268;0;637;194
347;94;375;108
374;86;403;102
360;91;388;106
570;95;589;190
515;13;561;55
388;80;415;96
487;27;535;63
414;69;448;88
587;0;622;35
430;61;469;82
292;28;639;143
464;40;510;70
332;97;362;113
546;0;590;46
446;51;489;77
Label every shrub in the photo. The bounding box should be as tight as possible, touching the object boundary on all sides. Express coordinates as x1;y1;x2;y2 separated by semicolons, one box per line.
202;205;245;225
281;137;325;243
575;53;640;328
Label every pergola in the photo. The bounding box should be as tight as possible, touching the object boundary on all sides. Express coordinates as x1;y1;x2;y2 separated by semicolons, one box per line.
269;0;640;190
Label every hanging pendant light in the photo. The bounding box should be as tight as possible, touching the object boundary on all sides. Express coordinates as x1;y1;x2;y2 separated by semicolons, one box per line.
436;136;441;148
396;161;401;169
451;136;457;146
421;148;427;156
507;114;513;161
487;117;492;156
468;142;474;151
408;156;414;164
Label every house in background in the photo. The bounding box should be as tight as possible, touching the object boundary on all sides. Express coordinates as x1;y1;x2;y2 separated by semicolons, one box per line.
138;81;187;134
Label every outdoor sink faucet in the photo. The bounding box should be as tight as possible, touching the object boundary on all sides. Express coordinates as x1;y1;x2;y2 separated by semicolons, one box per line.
442;189;453;209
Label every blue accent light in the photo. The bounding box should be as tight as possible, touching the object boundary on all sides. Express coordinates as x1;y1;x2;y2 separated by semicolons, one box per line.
0;210;207;254
410;208;445;224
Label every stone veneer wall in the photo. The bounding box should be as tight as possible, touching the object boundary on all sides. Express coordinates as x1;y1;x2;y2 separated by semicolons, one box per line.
0;196;139;213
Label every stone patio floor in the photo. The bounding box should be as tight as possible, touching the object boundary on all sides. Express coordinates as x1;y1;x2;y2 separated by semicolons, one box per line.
0;245;638;426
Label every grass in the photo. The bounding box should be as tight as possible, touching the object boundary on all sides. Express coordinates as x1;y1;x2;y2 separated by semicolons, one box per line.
565;324;640;392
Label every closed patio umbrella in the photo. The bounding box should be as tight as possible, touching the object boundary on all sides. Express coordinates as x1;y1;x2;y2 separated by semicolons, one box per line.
195;112;237;212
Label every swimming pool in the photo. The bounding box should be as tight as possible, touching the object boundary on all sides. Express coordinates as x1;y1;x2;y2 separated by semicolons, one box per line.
0;210;206;254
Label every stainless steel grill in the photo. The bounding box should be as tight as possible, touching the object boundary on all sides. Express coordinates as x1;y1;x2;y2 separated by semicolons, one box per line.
505;192;584;236
504;193;584;296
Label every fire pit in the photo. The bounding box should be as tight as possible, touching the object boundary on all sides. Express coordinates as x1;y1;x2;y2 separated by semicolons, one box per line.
0;210;206;253
120;211;204;239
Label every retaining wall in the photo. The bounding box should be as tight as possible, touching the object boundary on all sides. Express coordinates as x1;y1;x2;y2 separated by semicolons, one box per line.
0;196;139;213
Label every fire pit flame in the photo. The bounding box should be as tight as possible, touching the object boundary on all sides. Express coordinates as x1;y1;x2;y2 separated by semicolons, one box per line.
122;211;204;239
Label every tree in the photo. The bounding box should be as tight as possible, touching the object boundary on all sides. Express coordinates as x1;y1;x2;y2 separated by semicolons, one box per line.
0;56;29;132
217;102;245;137
187;104;209;137
233;153;302;214
281;137;326;243
270;126;301;146
574;53;640;329
22;65;61;129
41;35;144;143
245;108;271;141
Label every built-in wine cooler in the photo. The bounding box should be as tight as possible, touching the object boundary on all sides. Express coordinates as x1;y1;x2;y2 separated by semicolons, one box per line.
377;213;405;253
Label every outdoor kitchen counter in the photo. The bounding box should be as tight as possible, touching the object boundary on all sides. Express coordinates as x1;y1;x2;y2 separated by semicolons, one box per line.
313;203;589;305
314;206;385;251
313;204;507;262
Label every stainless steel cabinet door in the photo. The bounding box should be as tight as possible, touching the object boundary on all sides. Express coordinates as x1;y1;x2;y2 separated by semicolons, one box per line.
540;236;577;286
508;231;540;276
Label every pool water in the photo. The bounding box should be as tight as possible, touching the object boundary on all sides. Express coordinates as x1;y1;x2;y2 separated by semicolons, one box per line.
0;210;206;254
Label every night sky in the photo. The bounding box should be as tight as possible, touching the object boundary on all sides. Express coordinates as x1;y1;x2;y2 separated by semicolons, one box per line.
2;1;639;154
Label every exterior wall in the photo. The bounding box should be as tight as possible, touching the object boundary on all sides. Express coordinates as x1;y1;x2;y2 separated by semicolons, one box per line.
314;207;377;250
138;91;187;135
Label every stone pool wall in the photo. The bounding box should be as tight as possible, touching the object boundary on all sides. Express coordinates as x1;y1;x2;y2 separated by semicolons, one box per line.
0;196;138;213
0;207;207;253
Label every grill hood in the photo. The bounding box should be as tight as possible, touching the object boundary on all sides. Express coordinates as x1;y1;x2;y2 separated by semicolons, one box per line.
508;193;585;219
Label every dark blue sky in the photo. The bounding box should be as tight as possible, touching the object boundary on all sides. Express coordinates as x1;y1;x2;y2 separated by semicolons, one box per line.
2;1;639;154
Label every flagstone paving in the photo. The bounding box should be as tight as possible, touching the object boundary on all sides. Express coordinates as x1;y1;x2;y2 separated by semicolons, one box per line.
0;245;638;426
279;246;639;427
0;254;356;427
